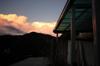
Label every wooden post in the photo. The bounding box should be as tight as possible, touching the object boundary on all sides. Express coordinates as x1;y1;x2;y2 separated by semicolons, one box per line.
92;0;100;66
54;33;59;64
70;7;76;65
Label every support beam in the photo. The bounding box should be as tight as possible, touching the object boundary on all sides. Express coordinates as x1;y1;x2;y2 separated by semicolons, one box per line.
92;0;100;66
70;7;76;65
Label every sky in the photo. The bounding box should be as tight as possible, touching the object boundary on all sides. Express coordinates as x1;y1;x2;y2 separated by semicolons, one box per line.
0;0;67;36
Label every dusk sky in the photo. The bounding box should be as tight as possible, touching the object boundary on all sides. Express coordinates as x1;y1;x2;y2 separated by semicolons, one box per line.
0;0;67;22
0;0;67;36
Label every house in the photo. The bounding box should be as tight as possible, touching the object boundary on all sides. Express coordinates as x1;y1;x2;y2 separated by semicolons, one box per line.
53;0;100;66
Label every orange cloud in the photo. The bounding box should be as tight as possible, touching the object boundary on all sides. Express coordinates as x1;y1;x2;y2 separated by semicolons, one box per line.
0;14;56;36
32;21;56;36
0;14;34;32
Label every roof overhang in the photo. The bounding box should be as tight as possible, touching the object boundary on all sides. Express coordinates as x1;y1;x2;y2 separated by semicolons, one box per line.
53;0;92;34
53;0;74;33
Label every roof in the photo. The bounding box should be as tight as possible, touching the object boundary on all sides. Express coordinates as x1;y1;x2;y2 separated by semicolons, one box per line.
53;0;92;33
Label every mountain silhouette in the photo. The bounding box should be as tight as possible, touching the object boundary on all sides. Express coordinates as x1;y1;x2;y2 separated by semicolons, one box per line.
0;32;56;66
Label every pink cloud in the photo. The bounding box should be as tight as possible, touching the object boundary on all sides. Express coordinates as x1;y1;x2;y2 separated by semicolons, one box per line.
0;14;56;36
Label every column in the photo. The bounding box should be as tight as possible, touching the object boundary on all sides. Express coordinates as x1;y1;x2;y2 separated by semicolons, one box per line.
92;0;100;66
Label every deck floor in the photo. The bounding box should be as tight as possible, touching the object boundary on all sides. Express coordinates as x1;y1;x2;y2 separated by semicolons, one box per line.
10;57;51;66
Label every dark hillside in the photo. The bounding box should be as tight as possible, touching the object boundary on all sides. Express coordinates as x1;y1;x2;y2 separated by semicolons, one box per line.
0;32;56;66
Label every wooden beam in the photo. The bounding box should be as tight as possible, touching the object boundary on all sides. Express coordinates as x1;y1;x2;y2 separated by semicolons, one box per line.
70;7;76;65
92;0;100;66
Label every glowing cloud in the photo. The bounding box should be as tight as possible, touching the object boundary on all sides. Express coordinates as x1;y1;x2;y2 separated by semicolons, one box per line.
0;14;34;33
0;14;56;36
32;21;56;36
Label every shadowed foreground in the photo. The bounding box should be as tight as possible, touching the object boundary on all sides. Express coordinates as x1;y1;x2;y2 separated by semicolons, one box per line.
0;32;56;66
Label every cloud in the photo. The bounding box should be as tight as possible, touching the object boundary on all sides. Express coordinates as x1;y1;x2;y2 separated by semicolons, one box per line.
32;21;56;36
0;25;24;35
0;14;34;32
0;14;34;35
0;14;56;36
